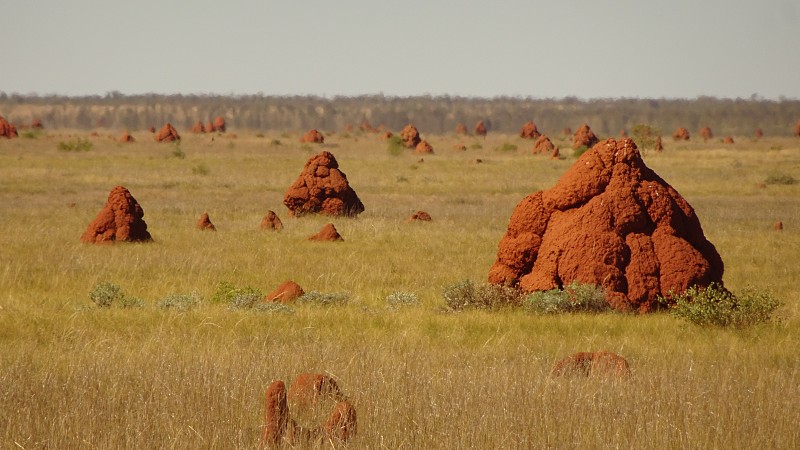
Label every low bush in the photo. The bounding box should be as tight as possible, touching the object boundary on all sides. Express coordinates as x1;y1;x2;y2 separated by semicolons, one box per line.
523;281;609;314
297;291;350;307
58;138;92;152
387;135;405;156
661;283;782;328
572;145;589;158
211;281;263;305
442;280;522;311
386;291;419;309
764;173;796;185
156;292;202;311
495;143;518;152
89;282;124;308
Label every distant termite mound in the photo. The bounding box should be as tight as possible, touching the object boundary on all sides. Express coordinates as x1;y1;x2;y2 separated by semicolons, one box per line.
455;123;468;135
754;128;764;139
474;120;487;137
415;140;434;154
654;136;664;151
283;151;364;217
700;126;713;142
81;186;152;243
308;223;343;241
400;124;421;148
192;121;205;133
196;212;216;231
260;210;284;231
265;280;304;303
0;116;18;138
117;131;135;143
300;129;325;143
672;127;690;141
572;123;599;149
533;135;558;155
406;211;432;222
154;123;180;142
489;138;724;312
213;116;226;132
520;121;541;139
723;136;735;144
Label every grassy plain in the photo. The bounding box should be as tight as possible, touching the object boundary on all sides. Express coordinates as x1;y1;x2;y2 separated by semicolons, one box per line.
0;129;798;449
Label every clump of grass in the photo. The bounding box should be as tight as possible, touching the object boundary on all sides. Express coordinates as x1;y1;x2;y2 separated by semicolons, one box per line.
156;292;202;311
495;143;518;152
572;145;589;158
255;133;265;138
386;291;419;309
523;281;610;314
191;163;210;175
252;302;295;314
297;291;350;307
58;137;92;152
269;139;281;146
171;143;186;159
21;130;41;139
442;279;522;311
764;173;796;185
469;142;483;150
661;283;782;328
387;135;405;156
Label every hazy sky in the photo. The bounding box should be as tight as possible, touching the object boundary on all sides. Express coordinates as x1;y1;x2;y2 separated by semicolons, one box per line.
3;0;799;99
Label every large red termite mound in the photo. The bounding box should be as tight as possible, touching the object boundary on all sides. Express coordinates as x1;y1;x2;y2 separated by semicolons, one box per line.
81;186;152;243
0;116;18;138
520;121;541;139
672;127;690;141
154;123;180;142
474;120;487;137
300;129;324;143
283;151;364;217
488;138;724;312
700;126;713;142
400;124;422;148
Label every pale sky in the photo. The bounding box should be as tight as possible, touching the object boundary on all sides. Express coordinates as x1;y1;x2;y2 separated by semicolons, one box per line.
3;0;799;99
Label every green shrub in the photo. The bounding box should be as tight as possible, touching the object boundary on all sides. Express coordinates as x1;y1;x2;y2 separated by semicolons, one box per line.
89;282;125;308
442;280;521;311
156;292;202;311
661;284;781;328
387;135;405;156
21;130;41;139
297;291;350;307
191;163;210;175
58;138;92;152
211;281;263;305
572;145;589;158
118;296;146;309
469;142;483;150
495;143;518;152
269;139;281;146
386;291;419;309
171;143;186;159
764;173;796;185
631;124;661;150
523;281;609;314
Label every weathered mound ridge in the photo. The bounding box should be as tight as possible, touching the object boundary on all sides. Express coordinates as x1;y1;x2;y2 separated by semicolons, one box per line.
284;151;364;217
81;186;152;243
489;138;724;312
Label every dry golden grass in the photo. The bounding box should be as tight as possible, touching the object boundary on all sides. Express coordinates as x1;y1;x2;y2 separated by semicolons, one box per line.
0;129;798;448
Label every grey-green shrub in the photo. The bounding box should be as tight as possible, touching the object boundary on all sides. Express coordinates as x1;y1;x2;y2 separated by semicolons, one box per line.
523;281;609;314
89;282;125;308
211;281;263;305
296;291;350;307
662;284;782;328
156;292;202;311
386;291;419;309
442;280;521;311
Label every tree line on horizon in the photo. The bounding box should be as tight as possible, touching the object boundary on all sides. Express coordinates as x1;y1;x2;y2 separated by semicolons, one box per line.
1;93;799;138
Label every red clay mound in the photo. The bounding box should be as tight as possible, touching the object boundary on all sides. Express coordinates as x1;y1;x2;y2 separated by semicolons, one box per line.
0;116;18;139
31;118;44;129
284;151;364;217
755;128;764;139
572;123;599;149
520;121;541;139
300;129;324;143
205;121;215;133
191;121;204;133
795;120;800;137
455;123;468;135
360;119;376;132
700;126;713;142
262;373;356;446
654;136;664;152
196;212;216;231
533;135;558;155
406;211;432;222
213;116;226;132
474;120;488;137
265;280;304;303
400;124;421;148
775;221;783;231
562;127;572;137
551;351;631;378
723;136;735;144
415;140;434;154
261;380;288;448
154;123;180;142
488;138;724;312
81;186;152;243
260;210;284;231
672;127;690;141
148;126;156;133
381;131;393;140
117;131;135;143
308;223;343;241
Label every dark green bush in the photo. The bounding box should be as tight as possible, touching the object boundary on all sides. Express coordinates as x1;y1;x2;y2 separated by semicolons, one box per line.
572;145;589;158
89;282;124;308
58;137;92;152
387;135;405;156
661;283;781;328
